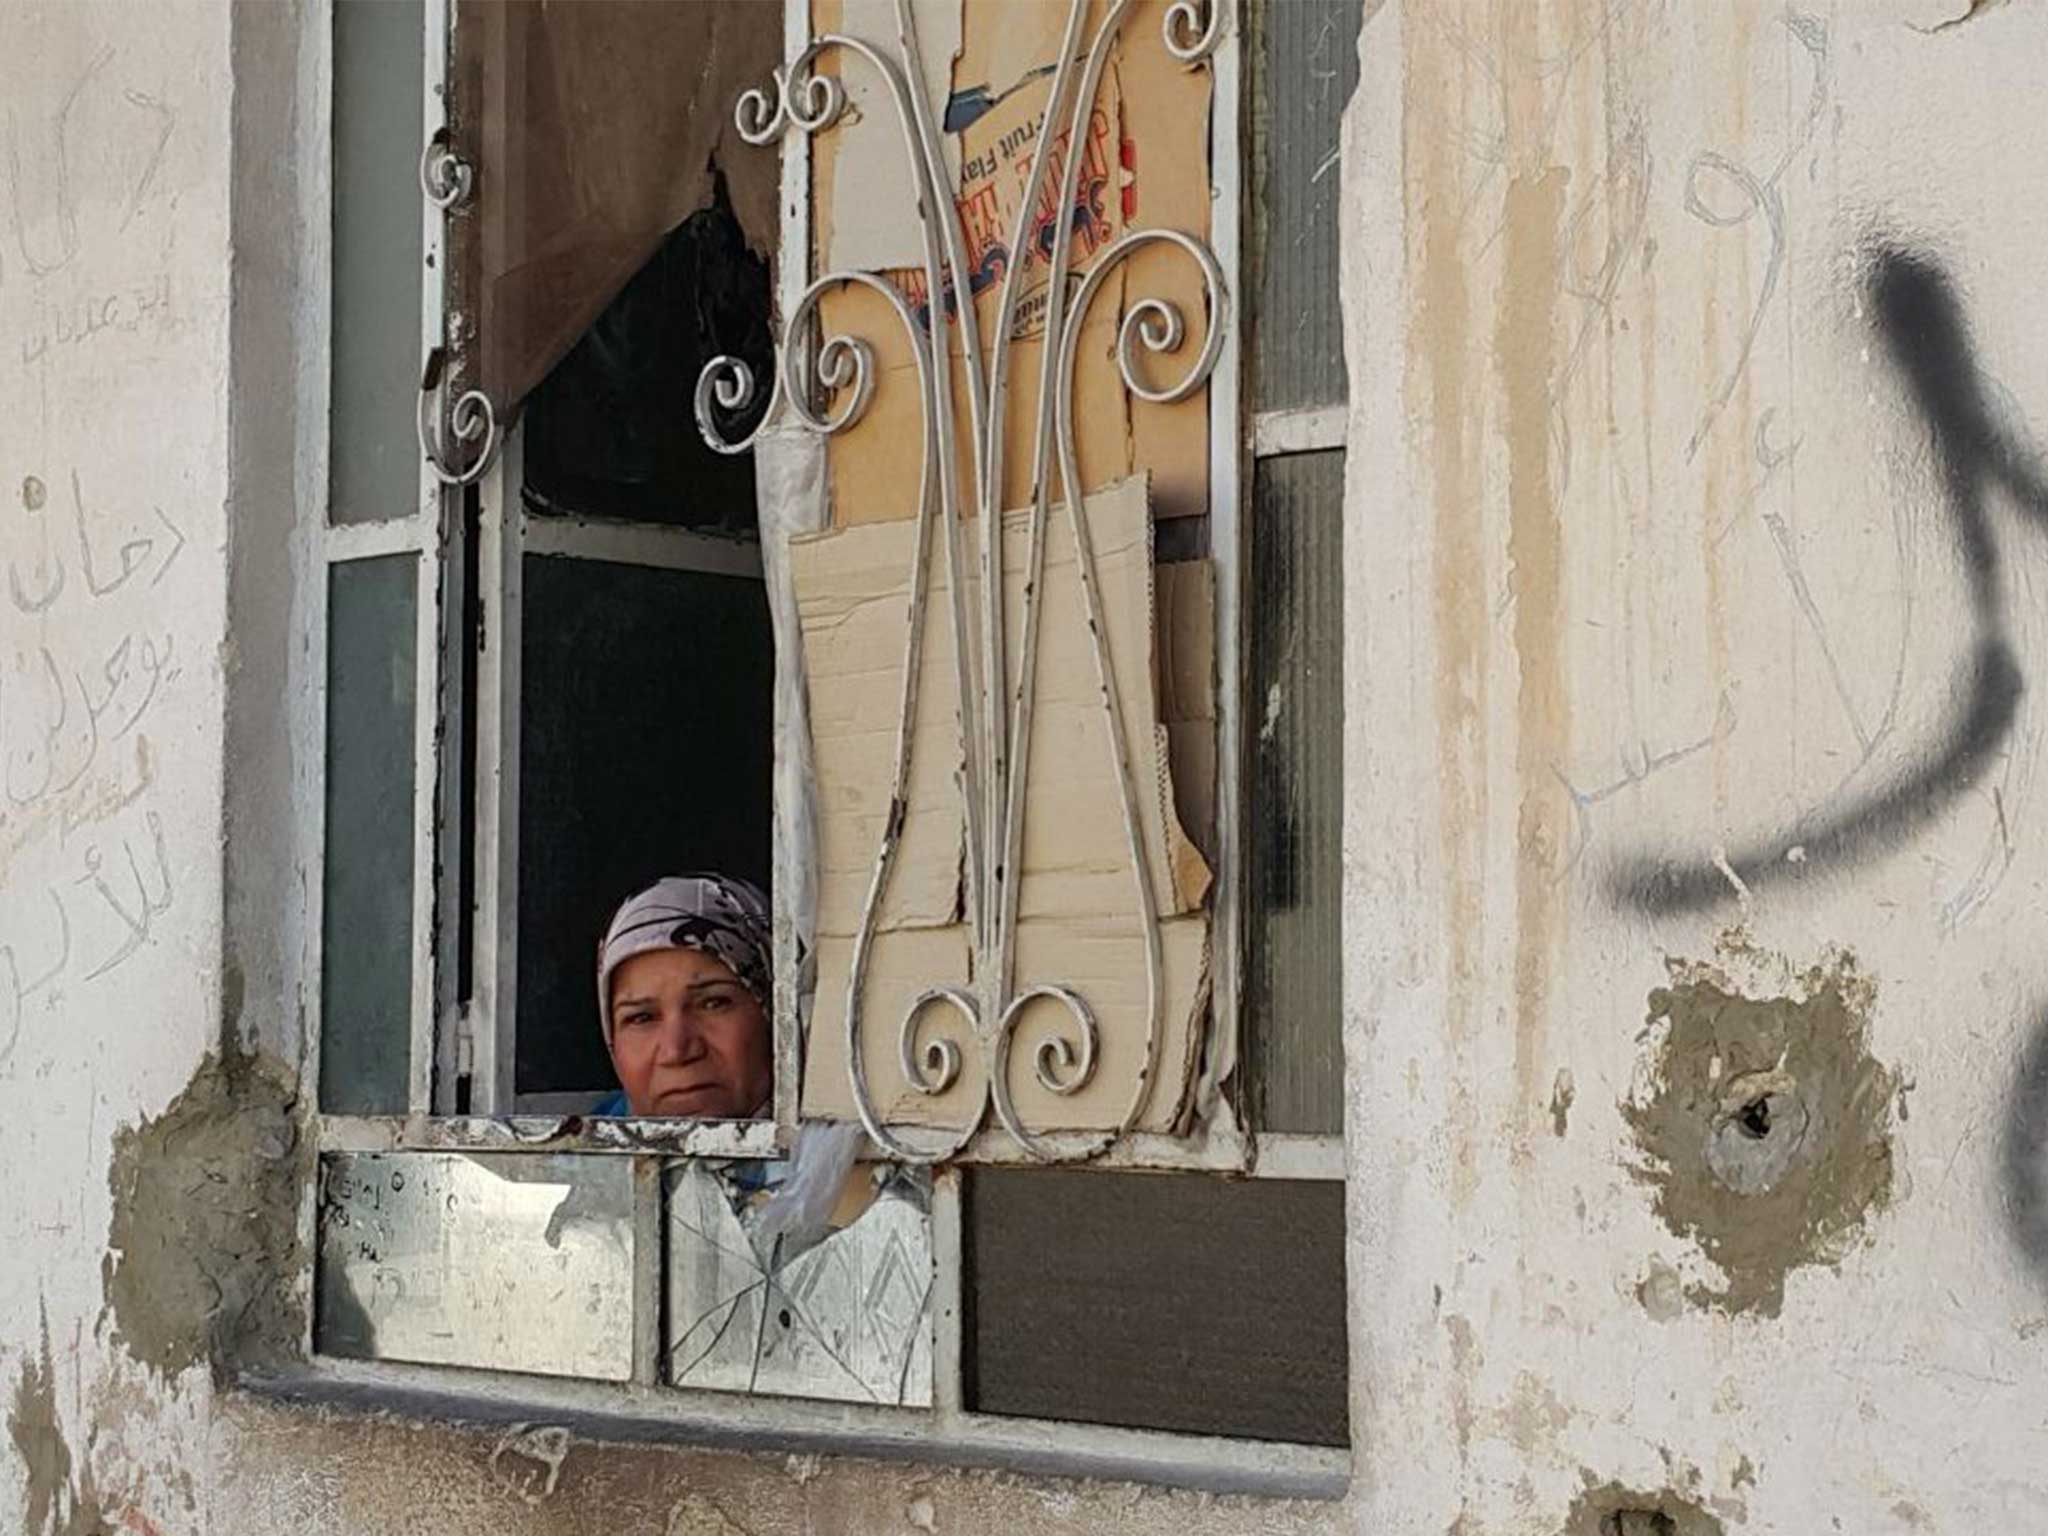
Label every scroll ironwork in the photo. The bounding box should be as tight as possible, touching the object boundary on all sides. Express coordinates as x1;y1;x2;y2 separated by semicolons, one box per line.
700;0;1229;1162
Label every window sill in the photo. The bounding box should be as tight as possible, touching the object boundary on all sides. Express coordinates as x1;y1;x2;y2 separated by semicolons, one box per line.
235;1355;1351;1501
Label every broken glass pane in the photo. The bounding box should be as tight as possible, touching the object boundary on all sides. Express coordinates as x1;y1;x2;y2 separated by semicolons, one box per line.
664;1158;933;1406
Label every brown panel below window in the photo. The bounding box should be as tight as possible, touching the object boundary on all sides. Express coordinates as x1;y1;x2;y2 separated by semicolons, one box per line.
965;1169;1350;1447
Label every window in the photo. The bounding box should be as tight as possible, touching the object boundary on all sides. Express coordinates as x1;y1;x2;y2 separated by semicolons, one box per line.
309;0;1355;1494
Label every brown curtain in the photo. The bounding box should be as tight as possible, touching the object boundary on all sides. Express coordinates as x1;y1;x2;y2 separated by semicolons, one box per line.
452;0;782;420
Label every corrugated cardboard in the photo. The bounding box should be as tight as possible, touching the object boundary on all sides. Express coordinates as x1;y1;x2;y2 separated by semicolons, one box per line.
811;0;1216;526
791;474;1211;1132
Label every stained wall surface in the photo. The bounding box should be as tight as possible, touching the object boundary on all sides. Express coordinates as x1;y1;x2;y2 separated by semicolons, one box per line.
6;1;2048;1534
1344;0;2048;1531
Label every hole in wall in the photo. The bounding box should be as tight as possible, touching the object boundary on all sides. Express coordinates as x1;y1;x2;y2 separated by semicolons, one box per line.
1737;1095;1773;1140
1601;1513;1678;1536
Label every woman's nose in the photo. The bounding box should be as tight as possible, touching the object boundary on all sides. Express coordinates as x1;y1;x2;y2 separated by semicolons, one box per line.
654;1010;705;1064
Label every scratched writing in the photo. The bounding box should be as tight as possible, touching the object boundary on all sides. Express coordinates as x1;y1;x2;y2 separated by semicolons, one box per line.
0;890;69;1072
6;468;185;610
71;469;186;597
3;46;177;289
73;810;171;981
0;805;175;1071
19;271;174;366
0;456;189;1062
3;633;175;812
1682;10;1829;462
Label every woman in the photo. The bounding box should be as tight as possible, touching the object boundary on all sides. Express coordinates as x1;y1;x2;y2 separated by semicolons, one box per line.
595;873;902;1268
592;873;773;1119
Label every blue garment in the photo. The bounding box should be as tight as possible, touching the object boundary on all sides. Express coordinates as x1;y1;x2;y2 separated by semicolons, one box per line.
591;1089;628;1116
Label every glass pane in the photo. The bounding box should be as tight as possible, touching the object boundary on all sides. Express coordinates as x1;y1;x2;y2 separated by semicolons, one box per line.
666;1161;933;1405
521;198;772;530
516;555;775;1096
316;1152;636;1380
1252;0;1363;413
321;556;419;1114
331;0;425;525
966;1169;1350;1447
1247;450;1345;1134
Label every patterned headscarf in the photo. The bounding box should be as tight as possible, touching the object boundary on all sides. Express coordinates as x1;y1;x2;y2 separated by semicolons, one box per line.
596;874;772;1046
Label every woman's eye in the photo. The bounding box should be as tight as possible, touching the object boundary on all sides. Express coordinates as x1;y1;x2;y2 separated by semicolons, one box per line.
701;992;731;1012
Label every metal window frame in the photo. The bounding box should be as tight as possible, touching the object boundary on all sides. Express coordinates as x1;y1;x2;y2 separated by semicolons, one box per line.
303;0;1349;1487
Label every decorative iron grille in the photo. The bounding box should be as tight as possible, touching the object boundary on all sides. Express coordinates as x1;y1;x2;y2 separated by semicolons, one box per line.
698;0;1228;1162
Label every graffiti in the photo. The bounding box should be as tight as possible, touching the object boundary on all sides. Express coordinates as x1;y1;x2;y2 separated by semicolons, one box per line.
0;459;185;1071
73;811;172;982
3;46;177;287
0;891;70;1073
2004;1014;2048;1287
1683;11;1829;462
19;271;176;367
1609;246;2048;915
3;634;175;812
8;470;187;618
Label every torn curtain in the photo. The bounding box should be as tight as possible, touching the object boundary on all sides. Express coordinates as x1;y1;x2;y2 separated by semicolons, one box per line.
450;0;782;421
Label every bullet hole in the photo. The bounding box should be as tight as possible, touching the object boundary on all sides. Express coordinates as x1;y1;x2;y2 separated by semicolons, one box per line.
1569;1481;1724;1536
777;1308;792;1330
21;475;45;511
1603;1514;1677;1536
1703;1073;1812;1198
1624;954;1897;1316
1737;1096;1773;1139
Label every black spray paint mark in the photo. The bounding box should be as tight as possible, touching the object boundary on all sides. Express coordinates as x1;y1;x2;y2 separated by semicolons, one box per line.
1609;246;2048;916
2002;1013;2048;1284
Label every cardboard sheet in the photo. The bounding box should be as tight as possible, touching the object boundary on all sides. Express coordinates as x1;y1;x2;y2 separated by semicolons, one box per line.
827;0;964;274
791;474;1212;1133
811;0;1217;527
792;502;972;937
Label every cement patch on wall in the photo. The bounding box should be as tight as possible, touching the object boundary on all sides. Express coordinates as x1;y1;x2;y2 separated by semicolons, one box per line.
1623;943;1898;1316
102;1046;307;1382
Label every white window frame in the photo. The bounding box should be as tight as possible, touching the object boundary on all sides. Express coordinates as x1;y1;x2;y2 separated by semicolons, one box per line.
298;0;1348;1495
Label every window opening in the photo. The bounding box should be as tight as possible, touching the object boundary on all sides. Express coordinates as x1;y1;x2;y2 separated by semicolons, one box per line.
313;0;1352;1483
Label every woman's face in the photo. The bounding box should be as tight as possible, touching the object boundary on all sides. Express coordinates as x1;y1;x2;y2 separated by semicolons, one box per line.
606;947;772;1119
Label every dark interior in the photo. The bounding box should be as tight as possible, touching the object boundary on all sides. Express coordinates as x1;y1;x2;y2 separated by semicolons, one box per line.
511;193;777;1099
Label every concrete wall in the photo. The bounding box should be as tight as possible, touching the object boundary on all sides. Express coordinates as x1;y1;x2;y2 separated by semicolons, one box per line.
6;0;2048;1532
1346;0;2048;1530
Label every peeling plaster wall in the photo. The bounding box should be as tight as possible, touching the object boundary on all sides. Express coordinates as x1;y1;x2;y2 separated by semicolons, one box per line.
1346;1;2048;1531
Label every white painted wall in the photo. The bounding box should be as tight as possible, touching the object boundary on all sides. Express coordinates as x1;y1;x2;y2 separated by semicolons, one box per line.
7;0;2048;1532
0;2;231;1531
1346;0;2048;1530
